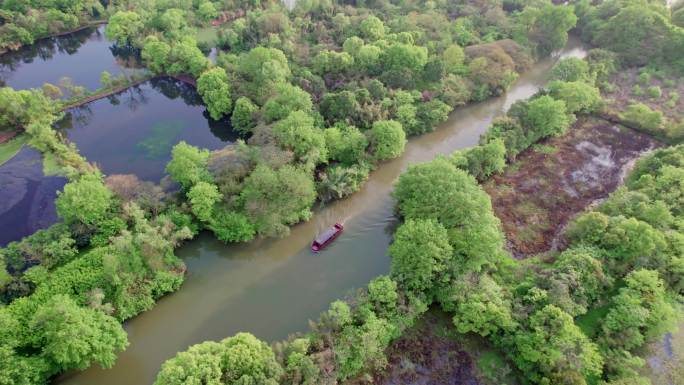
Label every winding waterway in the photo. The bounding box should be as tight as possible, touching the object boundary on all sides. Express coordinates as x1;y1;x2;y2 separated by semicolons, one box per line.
56;37;587;385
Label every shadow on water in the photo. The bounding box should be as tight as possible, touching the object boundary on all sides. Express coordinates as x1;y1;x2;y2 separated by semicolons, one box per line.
0;26;143;90
55;37;588;385
56;78;237;182
0;147;67;246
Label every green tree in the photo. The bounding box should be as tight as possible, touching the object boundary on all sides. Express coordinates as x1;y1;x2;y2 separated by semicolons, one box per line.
31;294;128;372
521;95;574;140
240;165;316;237
513;305;603;383
262;83;313;123
443;44;465;74
388;219;453;294
441;273;516;337
594;5;672;66
392;157;505;271
320;91;359;123
187;181;221;223
154;333;283;385
324;125;368;165
547;81;602;114
231;97;259;134
549;57;593;83
197;68;232;120
359;15;385;40
166;142;212;190
273;111;328;164
451;138;506;181
141;37;171;75
520;4;577;56
105;11;143;46
197;1;218;21
312;50;354;75
237;47;291;103
369;120;406;161
56;173;113;227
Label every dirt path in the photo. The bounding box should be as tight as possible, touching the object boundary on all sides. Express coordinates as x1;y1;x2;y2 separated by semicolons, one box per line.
484;117;660;258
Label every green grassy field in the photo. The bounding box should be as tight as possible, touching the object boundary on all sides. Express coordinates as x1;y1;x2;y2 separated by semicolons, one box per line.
0;134;28;166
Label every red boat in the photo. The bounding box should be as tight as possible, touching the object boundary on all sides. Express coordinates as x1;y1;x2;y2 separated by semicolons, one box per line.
311;223;344;252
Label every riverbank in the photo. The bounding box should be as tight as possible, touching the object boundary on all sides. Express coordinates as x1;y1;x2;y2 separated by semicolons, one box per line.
0;20;107;56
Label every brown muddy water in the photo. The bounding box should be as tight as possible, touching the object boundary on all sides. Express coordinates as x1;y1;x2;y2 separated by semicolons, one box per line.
55;38;587;385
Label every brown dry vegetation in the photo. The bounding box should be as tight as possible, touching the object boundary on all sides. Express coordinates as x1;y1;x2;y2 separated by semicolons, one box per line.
370;312;481;385
484;117;659;258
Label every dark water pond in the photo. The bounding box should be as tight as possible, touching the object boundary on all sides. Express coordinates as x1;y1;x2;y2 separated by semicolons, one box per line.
57;77;236;182
0;25;142;90
0;147;67;246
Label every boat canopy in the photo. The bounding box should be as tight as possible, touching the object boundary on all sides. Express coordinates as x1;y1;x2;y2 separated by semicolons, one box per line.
314;227;339;245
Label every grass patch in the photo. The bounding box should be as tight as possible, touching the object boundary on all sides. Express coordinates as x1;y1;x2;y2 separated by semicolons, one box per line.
42;152;67;176
0;134;28;166
575;304;611;339
195;27;219;46
532;143;558;155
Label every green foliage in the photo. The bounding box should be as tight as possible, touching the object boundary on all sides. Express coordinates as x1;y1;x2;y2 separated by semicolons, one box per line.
359;15;385;40
547;80;602;114
231;96;259;134
273;111;327;164
319;91;359;124
166;142;212;191
594;5;672;66
197;68;232;120
106;11;143;46
512;305;603;383
517;4;577;56
30;294;128;372
262;83;313;123
451;138;506;181
392;157;505;272
620;103;664;133
236;47;290;103
240;165;316;237
549;57;593;83
312;50;354;75
369;120;406;161
56;173;113;227
389;219;452;294
443;44;465;74
187;182;221;223
316;164;370;202
441;273;516;337
209;210;256;243
323;125;368;165
154;333;283;385
520;95;574;138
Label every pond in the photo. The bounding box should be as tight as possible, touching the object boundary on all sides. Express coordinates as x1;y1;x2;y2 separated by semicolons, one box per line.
57;77;236;182
0;147;67;246
0;25;142;91
55;37;587;385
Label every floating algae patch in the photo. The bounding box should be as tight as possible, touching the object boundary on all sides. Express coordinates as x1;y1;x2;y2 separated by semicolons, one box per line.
136;121;185;159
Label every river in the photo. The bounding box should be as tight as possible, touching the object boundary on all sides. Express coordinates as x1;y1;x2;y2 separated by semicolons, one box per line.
55;37;587;385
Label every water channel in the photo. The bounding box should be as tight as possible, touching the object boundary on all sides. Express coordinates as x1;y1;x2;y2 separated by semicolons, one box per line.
56;37;587;385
